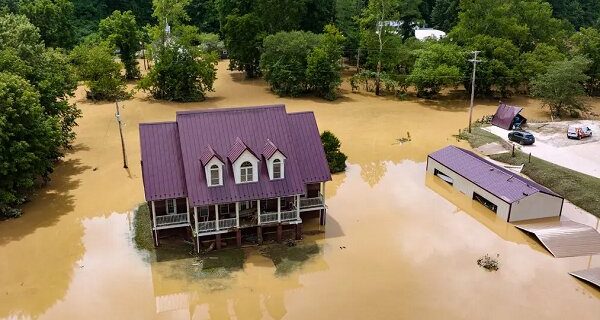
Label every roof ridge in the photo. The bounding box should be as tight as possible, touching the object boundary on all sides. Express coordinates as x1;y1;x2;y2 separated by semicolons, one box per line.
176;105;285;116
451;146;540;193
139;121;177;126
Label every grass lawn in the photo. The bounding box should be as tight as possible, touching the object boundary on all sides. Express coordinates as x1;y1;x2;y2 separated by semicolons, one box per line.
459;127;600;218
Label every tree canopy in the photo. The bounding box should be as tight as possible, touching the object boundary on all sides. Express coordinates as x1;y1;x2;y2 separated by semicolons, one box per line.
99;10;143;79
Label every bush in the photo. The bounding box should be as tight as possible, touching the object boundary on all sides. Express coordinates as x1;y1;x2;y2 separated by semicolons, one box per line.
320;131;347;173
138;43;217;102
70;41;127;101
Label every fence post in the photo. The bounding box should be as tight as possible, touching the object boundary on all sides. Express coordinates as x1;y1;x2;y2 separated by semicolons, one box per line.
512;144;515;157
528;152;531;163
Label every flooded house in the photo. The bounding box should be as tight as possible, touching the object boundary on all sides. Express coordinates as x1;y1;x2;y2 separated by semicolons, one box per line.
139;105;331;252
427;146;564;222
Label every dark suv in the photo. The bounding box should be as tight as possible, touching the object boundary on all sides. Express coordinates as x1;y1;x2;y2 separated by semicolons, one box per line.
508;131;535;145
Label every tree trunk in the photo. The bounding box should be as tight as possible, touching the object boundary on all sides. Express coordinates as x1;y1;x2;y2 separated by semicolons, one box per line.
375;60;381;96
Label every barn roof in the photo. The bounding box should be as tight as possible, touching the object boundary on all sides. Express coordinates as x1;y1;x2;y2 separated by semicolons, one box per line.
428;146;561;203
491;103;524;129
139;105;331;206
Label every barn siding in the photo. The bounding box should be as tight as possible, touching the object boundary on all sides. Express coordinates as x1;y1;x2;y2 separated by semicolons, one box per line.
509;192;562;222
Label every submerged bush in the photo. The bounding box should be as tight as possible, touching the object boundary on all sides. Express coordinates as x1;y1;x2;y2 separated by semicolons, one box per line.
321;131;347;173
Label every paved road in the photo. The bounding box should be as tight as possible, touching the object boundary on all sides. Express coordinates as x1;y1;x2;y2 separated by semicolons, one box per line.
484;122;600;178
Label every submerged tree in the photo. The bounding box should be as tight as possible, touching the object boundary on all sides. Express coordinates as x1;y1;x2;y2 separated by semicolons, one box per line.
531;57;590;118
223;13;265;78
99;10;143;79
0;72;61;218
321;131;347;174
70;41;127;101
407;42;464;98
138;43;217;101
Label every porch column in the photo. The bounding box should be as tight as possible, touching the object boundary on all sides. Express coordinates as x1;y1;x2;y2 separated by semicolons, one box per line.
194;207;199;253
186;198;190;224
322;182;326;207
215;205;220;231
257;200;261;224
296;195;300;220
277;197;281;222
151;201;158;247
235;202;240;227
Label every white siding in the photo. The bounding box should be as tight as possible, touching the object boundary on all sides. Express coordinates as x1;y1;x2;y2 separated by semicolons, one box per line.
509;192;562;222
427;157;511;221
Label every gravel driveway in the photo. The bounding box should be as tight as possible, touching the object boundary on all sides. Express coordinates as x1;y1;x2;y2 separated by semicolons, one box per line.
483;120;600;178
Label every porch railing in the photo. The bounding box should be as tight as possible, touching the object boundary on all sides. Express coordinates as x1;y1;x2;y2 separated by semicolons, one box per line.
300;193;324;209
260;212;278;224
156;213;189;227
281;210;298;222
218;218;237;229
198;220;216;232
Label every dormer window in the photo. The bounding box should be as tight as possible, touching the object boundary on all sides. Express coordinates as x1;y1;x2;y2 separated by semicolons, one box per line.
273;159;282;179
210;165;220;186
240;161;253;182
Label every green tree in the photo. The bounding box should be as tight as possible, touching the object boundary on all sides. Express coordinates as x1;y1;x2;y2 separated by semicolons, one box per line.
430;0;459;32
300;0;337;33
571;27;600;95
517;43;565;91
0;13;79;148
19;0;76;48
531;57;590;118
0;72;61;218
307;25;345;100
187;0;220;33
360;0;402;95
407;42;464;98
335;0;367;61
260;31;322;96
70;41;126;100
138;43;217;101
99;10;142;79
223;13;265;78
320;131;347;173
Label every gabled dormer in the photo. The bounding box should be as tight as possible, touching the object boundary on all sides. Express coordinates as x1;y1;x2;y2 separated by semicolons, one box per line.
263;139;286;180
200;145;224;187
228;137;259;184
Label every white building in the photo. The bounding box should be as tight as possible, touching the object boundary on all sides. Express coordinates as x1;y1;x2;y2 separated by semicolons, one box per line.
427;146;563;222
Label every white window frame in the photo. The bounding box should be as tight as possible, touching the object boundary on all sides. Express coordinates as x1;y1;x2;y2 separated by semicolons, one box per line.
166;199;177;215
273;159;282;179
204;157;223;187
267;151;286;180
240;161;253;183
232;150;259;184
210;165;220;186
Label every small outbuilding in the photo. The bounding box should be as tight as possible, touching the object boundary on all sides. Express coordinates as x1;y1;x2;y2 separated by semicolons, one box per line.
491;103;527;130
427;146;563;222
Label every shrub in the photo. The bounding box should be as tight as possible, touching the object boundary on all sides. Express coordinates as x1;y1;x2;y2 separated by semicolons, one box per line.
321;131;347;173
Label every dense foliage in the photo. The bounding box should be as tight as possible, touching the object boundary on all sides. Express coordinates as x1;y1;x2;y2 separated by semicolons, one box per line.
138;43;217;101
531;57;591;117
99;10;143;79
407;42;464;97
260;26;344;100
70;41;127;101
0;73;62;218
321;131;347;174
20;0;76;48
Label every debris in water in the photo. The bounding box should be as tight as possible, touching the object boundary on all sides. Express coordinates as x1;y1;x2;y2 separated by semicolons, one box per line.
395;131;412;144
92;167;98;171
286;239;297;247
477;254;500;271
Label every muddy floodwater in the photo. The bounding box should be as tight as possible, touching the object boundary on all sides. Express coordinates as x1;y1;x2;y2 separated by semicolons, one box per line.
1;61;599;319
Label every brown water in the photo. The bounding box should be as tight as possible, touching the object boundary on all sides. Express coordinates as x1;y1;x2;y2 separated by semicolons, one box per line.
1;61;599;319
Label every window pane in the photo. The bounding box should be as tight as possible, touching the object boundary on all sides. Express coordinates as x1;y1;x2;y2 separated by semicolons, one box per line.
210;167;219;185
273;162;281;179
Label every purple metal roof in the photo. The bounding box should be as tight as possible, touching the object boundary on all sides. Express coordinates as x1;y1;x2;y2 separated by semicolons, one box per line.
288;112;332;184
139;105;331;205
491;103;523;130
199;145;222;165
262;139;282;159
139;122;188;201
428;146;561;203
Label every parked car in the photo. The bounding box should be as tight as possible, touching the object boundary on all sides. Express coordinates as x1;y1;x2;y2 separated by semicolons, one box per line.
567;125;593;140
508;131;535;145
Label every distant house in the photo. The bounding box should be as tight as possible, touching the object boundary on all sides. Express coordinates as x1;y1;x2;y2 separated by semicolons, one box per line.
139;105;331;251
427;146;563;222
491;103;527;130
414;27;446;41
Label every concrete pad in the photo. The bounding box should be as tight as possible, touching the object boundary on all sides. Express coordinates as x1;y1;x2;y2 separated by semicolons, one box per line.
475;142;508;156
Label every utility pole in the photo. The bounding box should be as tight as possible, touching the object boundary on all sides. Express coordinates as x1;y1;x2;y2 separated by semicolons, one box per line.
115;100;128;169
468;51;481;133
